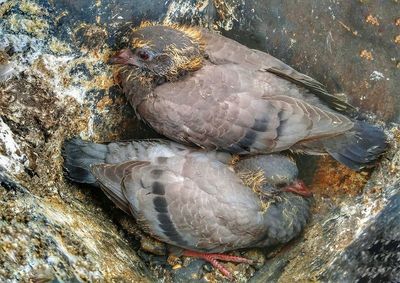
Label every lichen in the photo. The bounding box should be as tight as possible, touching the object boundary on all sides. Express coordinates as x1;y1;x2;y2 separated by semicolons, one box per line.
8;14;49;39
0;3;151;281
0;0;16;17
360;49;374;60
49;38;72;55
311;156;369;197
19;1;42;15
365;14;380;26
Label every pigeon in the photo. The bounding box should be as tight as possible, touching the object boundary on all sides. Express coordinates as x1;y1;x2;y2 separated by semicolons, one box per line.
109;23;387;171
63;138;311;279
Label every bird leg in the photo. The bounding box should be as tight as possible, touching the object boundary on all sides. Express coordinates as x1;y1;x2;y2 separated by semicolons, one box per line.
182;250;253;280
282;180;313;197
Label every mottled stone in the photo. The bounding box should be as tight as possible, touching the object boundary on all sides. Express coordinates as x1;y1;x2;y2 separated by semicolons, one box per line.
172;259;207;283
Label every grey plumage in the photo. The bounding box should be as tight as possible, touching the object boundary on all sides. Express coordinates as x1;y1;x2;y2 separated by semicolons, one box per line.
63;138;310;253
110;24;387;170
63;138;230;185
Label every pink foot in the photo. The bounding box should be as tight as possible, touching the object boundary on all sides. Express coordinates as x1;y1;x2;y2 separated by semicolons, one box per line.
182;250;253;280
282;180;313;197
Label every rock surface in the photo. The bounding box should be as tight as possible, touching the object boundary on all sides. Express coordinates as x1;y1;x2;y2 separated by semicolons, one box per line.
0;0;399;282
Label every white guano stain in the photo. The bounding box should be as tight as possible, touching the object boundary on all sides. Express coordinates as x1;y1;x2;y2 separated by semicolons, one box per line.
0;117;28;173
369;71;385;81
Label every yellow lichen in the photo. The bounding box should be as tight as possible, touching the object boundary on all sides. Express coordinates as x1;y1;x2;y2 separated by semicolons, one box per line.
72;23;108;51
85;75;115;91
49;39;71;55
395;35;400;45
8;14;19;31
23;18;48;37
0;0;16;17
365;14;379;26
19;1;42;15
8;14;49;38
360;49;373;60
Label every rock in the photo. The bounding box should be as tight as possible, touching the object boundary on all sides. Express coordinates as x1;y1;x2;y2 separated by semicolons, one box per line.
140;237;167;256
0;174;152;282
322;193;400;282
243;250;266;270
171;259;207;283
0;0;399;282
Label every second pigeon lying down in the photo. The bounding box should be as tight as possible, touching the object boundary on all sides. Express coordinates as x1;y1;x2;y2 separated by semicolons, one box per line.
63;139;311;279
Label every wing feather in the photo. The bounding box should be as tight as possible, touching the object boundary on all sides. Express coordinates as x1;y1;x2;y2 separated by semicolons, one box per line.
140;63;353;154
202;29;356;116
90;155;266;253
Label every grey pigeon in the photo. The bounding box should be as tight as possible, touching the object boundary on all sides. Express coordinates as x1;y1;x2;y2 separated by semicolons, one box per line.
63;138;311;279
109;23;387;170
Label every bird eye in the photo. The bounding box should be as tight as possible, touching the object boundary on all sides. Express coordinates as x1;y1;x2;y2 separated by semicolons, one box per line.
138;50;150;61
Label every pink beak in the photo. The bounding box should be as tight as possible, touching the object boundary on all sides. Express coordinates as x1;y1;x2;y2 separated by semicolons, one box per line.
109;49;138;65
282;180;313;197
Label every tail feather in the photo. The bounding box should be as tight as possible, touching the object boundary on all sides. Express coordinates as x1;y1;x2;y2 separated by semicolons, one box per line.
62;138;108;184
324;121;387;170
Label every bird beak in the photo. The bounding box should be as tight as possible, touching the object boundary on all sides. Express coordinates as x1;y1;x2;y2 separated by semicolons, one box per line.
108;49;138;66
282;180;313;197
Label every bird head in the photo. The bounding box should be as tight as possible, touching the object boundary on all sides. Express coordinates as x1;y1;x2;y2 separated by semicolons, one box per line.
109;23;204;80
236;155;313;199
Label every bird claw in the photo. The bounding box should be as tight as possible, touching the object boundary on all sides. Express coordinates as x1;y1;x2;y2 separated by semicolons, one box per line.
182;250;253;280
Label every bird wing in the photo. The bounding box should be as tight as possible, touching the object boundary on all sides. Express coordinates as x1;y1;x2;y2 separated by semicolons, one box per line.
90;161;150;214
91;154;266;253
201;29;356;116
142;63;353;153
